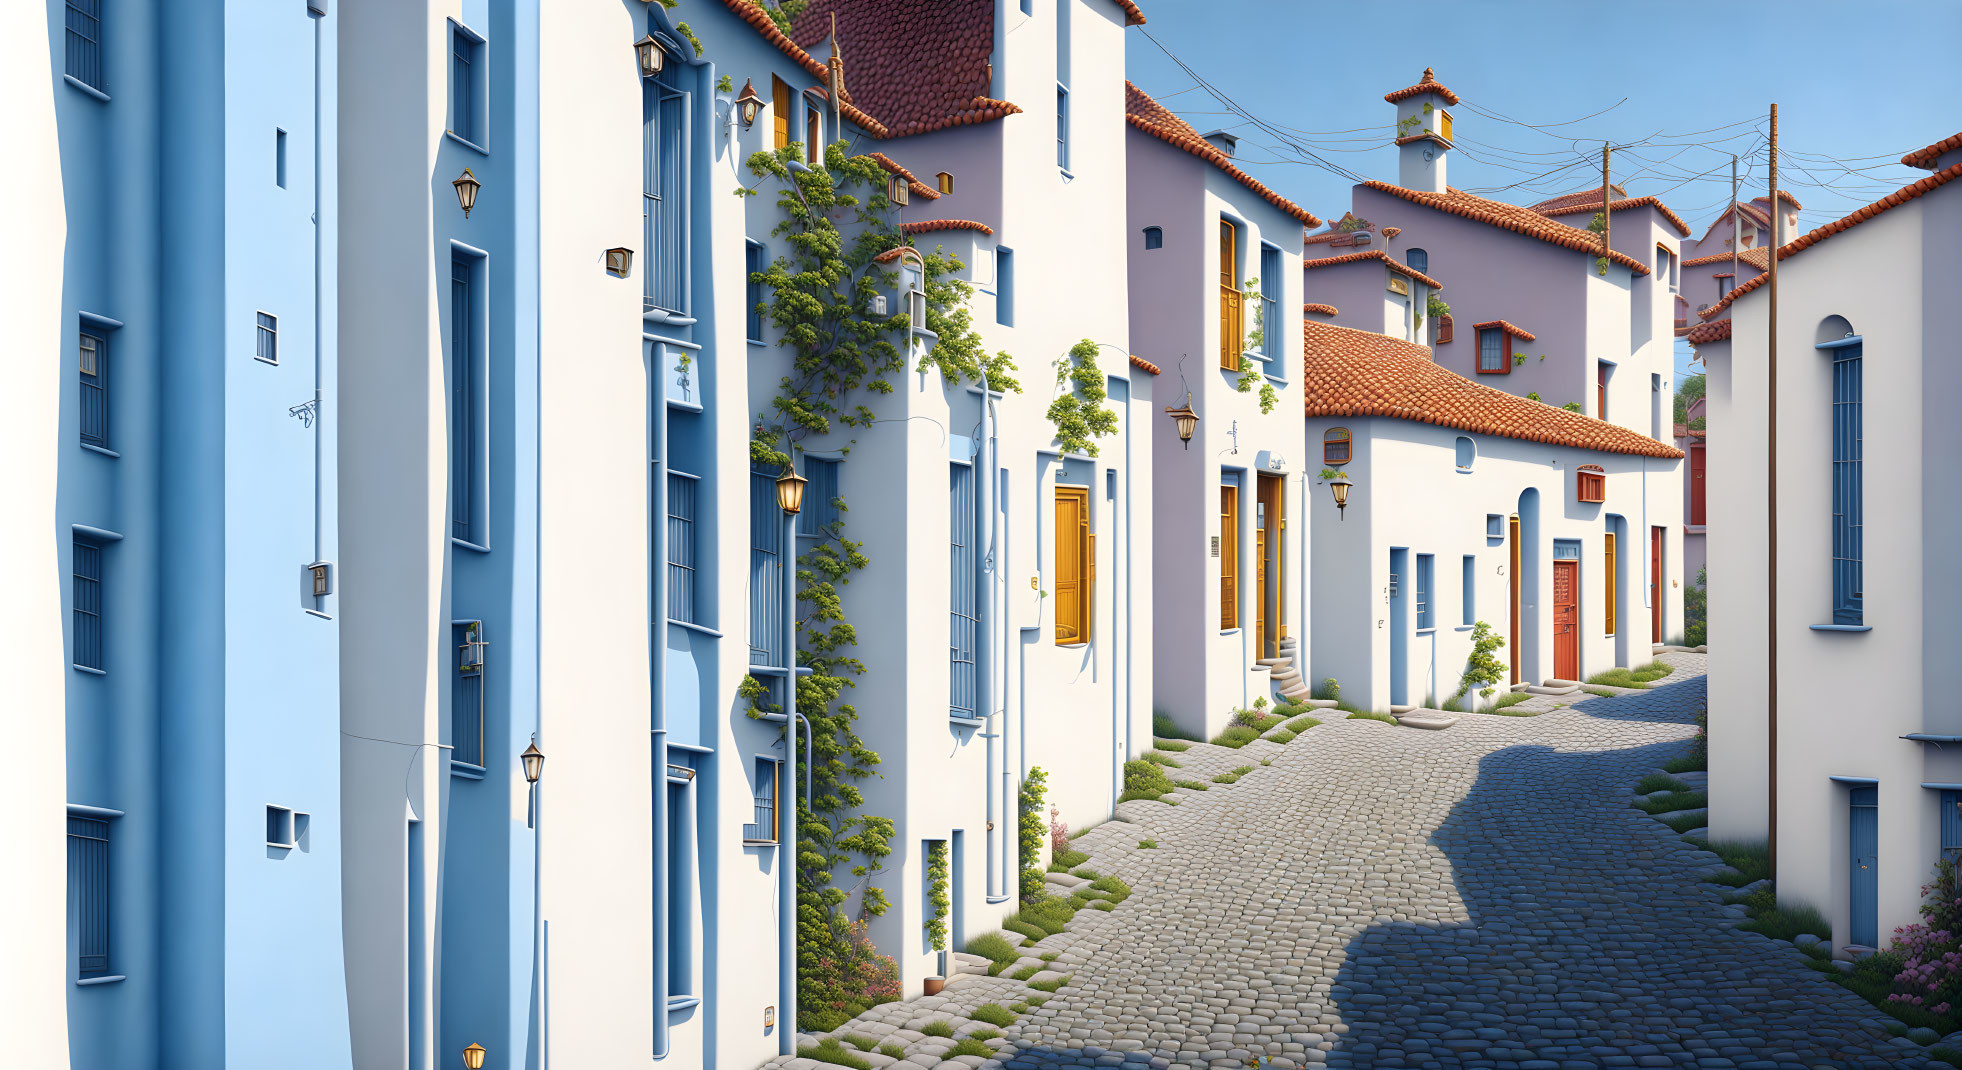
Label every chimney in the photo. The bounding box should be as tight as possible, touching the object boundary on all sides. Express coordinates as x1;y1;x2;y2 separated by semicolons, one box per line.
1200;129;1238;157
1387;67;1458;193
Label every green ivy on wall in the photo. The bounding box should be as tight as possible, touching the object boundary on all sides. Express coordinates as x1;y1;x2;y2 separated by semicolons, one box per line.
1019;767;1049;904
1452;621;1507;704
924;841;950;952
1046;341;1118;456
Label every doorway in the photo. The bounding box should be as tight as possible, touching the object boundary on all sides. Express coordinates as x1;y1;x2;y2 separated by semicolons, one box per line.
1390;548;1409;706
1553;541;1580;681
1256;474;1285;659
1507;516;1521;684
1850;786;1878;947
1650;525;1665;642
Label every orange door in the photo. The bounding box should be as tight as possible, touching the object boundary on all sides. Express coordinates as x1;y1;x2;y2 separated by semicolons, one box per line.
1650;526;1664;641
1508;516;1521;683
1554;559;1579;681
1219;222;1241;370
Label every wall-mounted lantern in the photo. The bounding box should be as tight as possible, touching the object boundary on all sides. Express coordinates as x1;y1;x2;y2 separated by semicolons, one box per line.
520;738;545;784
775;461;809;515
889;174;910;206
453;169;481;218
308;561;333;598
1327;475;1353;519
605;247;634;278
1164;402;1198;449
634;34;666;79
734;78;764;128
462;1043;487;1070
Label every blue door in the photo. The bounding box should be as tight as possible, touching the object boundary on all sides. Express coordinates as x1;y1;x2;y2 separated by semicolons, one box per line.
1850;786;1878;947
1389;549;1408;707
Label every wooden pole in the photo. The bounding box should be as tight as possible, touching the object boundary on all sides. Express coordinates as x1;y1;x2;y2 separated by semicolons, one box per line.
1730;155;1740;300
1602;142;1612;260
1766;103;1780;880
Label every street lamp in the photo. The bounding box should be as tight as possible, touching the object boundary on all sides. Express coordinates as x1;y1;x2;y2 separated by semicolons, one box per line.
1165;403;1198;449
634;34;666;79
733;78;764;128
462;1043;487;1070
453;169;481;218
776;462;809;516
1327;474;1353;520
521;738;545;784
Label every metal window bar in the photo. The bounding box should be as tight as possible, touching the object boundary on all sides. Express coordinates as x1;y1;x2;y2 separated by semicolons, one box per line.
451;30;474;142
80;332;108;447
450;260;474;541
1832;347;1863;624
65;0;102;91
643;71;687;314
256;312;278;364
68;814;110;975
949;463;978;719
1056;87;1068;168
452;622;485;767
749;470;785;707
1415;555;1432;630
667;472;698;623
73;538;102;670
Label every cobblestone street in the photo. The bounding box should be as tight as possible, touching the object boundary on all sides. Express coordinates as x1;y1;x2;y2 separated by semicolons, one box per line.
777;656;1944;1070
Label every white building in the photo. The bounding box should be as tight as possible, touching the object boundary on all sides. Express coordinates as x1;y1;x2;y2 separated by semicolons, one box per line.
1702;131;1962;954
1303;322;1685;713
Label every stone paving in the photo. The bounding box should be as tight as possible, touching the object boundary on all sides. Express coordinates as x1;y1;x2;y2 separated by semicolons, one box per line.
769;656;1943;1070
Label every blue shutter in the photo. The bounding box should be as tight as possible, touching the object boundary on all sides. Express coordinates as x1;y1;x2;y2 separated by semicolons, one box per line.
80;330;108;447
798;458;839;538
450;259;474;541
1832;344;1863;625
750;470;785;705
1405;248;1428;275
256;312;278;364
996;249;1014;327
1415;554;1433;631
1259;245;1281;361
1849;786;1878;947
67;814;110;976
1462;555;1476;627
745;242;765;342
1943;791;1962;862
73;537;102;671
949;463;978;719
645;69;688;314
667;472;697;622
65;0;102;92
452;622;484;767
451;28;474;142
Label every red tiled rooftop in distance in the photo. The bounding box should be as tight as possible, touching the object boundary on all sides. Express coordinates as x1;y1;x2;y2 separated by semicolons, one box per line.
1126;83;1320;226
1528;185;1626;213
1685;318;1731;345
1300;321;1681;459
1358;182;1652;275
1903;132;1962;169
1303;303;1339;316
1536;195;1692;237
1471;320;1535;342
768;0;1022;138
1109;0;1147;26
1683;247;1769;270
1384;67;1460;106
1302;249;1444;291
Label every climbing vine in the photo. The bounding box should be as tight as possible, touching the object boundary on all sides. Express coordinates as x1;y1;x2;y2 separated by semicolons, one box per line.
757;0;810;34
1452;620;1507;705
736;140;1012;1029
1046;340;1118;456
1231;278;1279;414
924;840;949;952
1019;766;1049;905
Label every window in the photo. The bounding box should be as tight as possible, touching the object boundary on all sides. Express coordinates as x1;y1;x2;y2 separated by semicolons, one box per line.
797;458;839;538
68;810;112;977
1438;110;1453;142
1056;86;1070;169
1435;313;1454;345
744;758;780;843
1218;483;1239;630
1405;248;1428;276
749;468;788;706
449;256;482;543
79;327;109;449
1054;485;1091;644
1597;362;1610;421
771;76;791;151
1652;372;1663;439
1486;514;1504;539
805;103;822;165
1021;0;1033;12
1323;427;1351;465
1477;327;1510;373
1688;443;1706;525
1142;226;1162;250
1259;244;1281;361
950;463;978;718
1942;790;1962;864
1218;221;1241;370
452;621;485;768
937;171;954;195
665;778;694;999
276;129;288;189
668;472;699;623
1454;436;1473;471
1604;532;1618;635
448;21;485;147
1461;555;1475;627
1657;245;1678;292
73;536;103;671
1716;276;1729;306
1415;554;1434;630
1831;340;1863;624
255;312;278;365
995;247;1015;327
645;56;688;314
65;0;103;93
1576;464;1605;504
745;241;766;343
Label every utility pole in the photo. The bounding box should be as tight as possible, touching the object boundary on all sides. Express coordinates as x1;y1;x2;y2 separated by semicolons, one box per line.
1729;156;1740;298
1602;142;1612;259
1766;103;1781;880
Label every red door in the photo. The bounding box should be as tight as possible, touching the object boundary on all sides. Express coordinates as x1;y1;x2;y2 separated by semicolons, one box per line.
1650;526;1665;641
1688;444;1706;525
1553;559;1579;681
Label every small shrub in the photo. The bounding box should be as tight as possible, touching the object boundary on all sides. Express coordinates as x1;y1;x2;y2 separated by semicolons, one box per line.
1151;712;1198;741
1632;790;1707;815
1214;764;1256;784
1151;738;1191;752
1233;708;1283;732
1172;779;1210;792
1008;1002;1030;1013
1047;848;1089;871
1028;974;1072;993
949;1037;996;1059
1314;677;1341;702
1142;749;1182;768
920;1020;956;1038
1009;964;1041;980
967;1028;1003;1041
877;1043;907;1059
1284;715;1321;732
1049;805;1069;857
1260;757;1273;766
1348;710;1398;725
1138;838;1157;849
1663;753;1707;774
1090;875;1131;903
1636;773;1691;795
965;932;1021;971
1118;759;1174;802
1211;724;1261;748
799;1039;872;1070
1011;897;1077;936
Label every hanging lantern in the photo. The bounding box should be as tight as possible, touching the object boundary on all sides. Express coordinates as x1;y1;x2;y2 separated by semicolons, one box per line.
1165;403;1198;449
634;34;666;79
462;1044;487;1070
520;739;545;784
775;462;809;515
605;247;633;278
1328;475;1353;519
733;78;764;128
452;168;481;218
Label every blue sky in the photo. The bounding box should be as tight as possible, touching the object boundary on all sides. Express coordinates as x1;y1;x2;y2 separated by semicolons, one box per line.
1121;0;1960;380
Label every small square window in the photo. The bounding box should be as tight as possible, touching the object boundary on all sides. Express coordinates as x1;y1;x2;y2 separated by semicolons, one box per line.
1576;464;1606;504
936;171;954;195
1142;226;1162;250
255;312;278;365
1486;514;1504;539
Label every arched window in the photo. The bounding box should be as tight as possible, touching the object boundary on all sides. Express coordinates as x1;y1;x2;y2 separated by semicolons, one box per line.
1405;248;1428;275
1323;427;1351;464
1454;436;1473;471
1143;226;1163;250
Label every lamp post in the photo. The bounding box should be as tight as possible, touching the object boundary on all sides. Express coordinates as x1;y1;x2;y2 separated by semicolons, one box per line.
775;455;805;1054
522;737;543;826
1164;401;1198;449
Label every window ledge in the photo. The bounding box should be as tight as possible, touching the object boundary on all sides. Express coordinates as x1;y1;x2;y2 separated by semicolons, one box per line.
747;337;767;347
667;996;702;1013
74;664;106;677
1219;629;1241;637
644;308;697;326
76;975;125;987
65;75;110;103
253;356;279;367
1809;623;1872;633
303;608;334;621
444;131;490;156
1453;625;1475;632
950;712;987;726
1056;641;1089;649
668;618;723;639
80;442;120;459
1058;167;1075;181
1684;525;1707;535
450;761;487;781
451;537;491;555
1416;628;1437;636
743;838;781;848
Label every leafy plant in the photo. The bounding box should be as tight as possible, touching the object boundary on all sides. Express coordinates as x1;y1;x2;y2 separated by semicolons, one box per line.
1451;621;1506;704
924;840;950;952
1318;468;1346;482
1314;677;1341;702
1561;402;1582;412
1151;711;1198;741
920;1020;955;1038
1426;292;1451;320
1049;805;1070;857
1019;767;1048;904
1118;759;1174;802
799;1038;871;1070
971;1003;1018;1027
1046;340;1119;457
1213;765;1256;785
1138;838;1158;849
717;73;734;93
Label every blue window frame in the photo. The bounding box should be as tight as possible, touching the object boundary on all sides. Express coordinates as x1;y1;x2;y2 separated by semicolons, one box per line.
1831;341;1863;624
950;463;978;719
749;468;787;706
276;129;288;189
995;248;1015;327
79;327;109;448
1142;226;1162;250
452;621;485;768
68;811;111;977
1055;86;1070;169
667;471;699;623
1486;514;1504;539
665;778;694;998
65;0;103;93
1405;248;1428;275
644;51;688;314
745;240;766;343
1259;244;1281;361
449;256;481;543
73;536;103;671
744;758;780;843
1942;790;1962;863
1454;436;1473;471
1462;554;1476;626
797;458;840;538
449;21;483;146
255;312;278;365
1415;553;1434;631
1477;328;1506;373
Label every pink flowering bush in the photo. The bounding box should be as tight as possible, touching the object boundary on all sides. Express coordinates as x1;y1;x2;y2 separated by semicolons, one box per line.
799;917;900;1031
1050;805;1070;857
1856;856;1962;1029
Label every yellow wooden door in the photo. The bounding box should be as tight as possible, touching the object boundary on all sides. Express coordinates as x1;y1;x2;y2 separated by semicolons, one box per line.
1219;221;1241;371
1219;485;1239;630
1055;487;1088;643
1604;532;1618;635
1255;527;1267;655
771;76;791;150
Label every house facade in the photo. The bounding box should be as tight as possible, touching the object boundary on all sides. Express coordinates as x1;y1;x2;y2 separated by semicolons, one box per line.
1703;132;1962;956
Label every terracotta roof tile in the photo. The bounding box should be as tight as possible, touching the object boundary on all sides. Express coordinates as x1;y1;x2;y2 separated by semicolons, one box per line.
1302;249;1444;291
872;244;918;264
1535;194;1692;237
1394;132;1453;151
720;1;828;81
806;86;892;139
1700;162;1962;320
772;1;1022;139
1108;0;1148;26
1301;321;1681;459
1303;303;1339;316
858;152;939;199
1527;185;1626;213
1384;67;1460;106
1126;83;1320;225
1685;318;1731;345
1683;247;1770;270
902;219;994;237
1128;354;1160;375
1359;182;1652;275
1904;132;1962;169
1470;319;1536;342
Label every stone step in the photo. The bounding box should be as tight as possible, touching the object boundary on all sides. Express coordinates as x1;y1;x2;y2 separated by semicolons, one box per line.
1256;657;1292;668
1519;683;1581;696
1043;871;1088;890
949;952;992;976
1543;679;1582;688
1290;697;1338;709
1389;704;1417;715
1396;709;1460;730
1279;687;1312;701
1270;670;1302;686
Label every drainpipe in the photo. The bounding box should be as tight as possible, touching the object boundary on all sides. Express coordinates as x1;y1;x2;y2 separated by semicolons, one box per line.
310;6;323;569
777;498;799;1055
978;368;1004;902
651;342;671;1060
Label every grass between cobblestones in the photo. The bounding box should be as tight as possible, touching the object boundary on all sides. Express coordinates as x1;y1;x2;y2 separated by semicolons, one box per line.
1150;737;1191;751
1663;753;1708;774
1585;662;1674;689
1632;790;1707;815
1047;848;1089;871
1210;724;1262;748
963;931;1021;974
876;1042;907;1059
1142;749;1181;767
1027;973;1071;992
1703;840;1771;886
799;1037;871;1069
1284;715;1322;732
1347;710;1399;725
843;1033;876;1051
1138;838;1157;849
1152;712;1199;741
1636;773;1692;794
1213;764;1257;784
970;1003;1016;1027
920;1020;955;1038
1477;692;1539;715
1172;779;1210;792
1660;810;1708;833
948;1037;997;1058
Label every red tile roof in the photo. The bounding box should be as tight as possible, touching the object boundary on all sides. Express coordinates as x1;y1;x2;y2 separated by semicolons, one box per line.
872;244;918;264
1700;162;1962;320
1303;303;1339;316
1394;132;1453;151
903;219;994;237
1535;195;1692;237
1527;185;1626;213
1904;132;1962;170
1128;354;1160;375
1108;0;1148;26
1471;320;1536;342
1126;83;1321;226
1682;247;1770;270
1300;321;1681;459
1384;68;1460;106
806;85;892;139
860;153;939;199
1359;182;1652;274
1302;249;1444;291
1685;318;1731;345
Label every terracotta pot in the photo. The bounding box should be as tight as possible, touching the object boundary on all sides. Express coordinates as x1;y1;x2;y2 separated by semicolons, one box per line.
923;976;946;996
